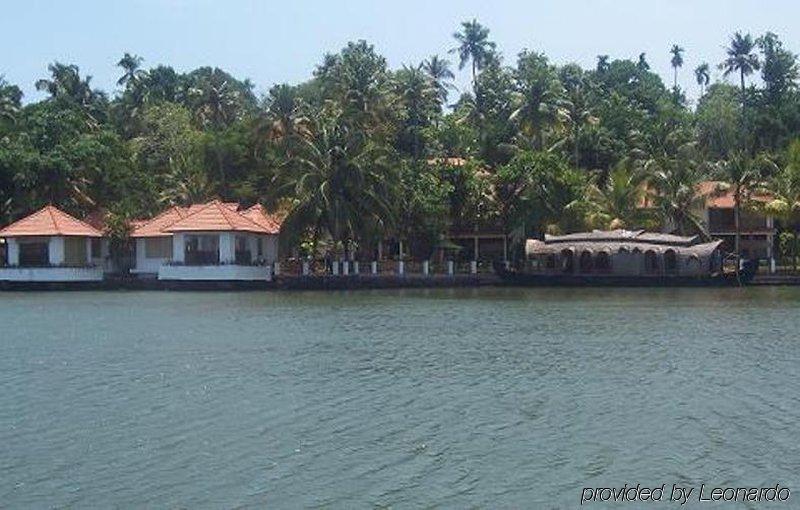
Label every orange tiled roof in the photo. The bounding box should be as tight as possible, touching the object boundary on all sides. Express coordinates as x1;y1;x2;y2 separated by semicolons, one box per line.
698;181;772;209
130;206;191;238
0;205;103;238
240;204;282;234
164;200;270;234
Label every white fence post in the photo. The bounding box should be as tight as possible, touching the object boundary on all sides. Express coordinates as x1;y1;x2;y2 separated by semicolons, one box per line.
470;260;477;274
447;260;454;276
342;260;349;276
371;261;378;275
423;260;429;276
353;261;360;275
398;260;405;276
331;260;339;276
302;260;310;276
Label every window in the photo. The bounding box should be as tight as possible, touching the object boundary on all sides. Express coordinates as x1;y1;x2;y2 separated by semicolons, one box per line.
579;251;593;272
64;237;87;265
257;237;264;257
595;252;611;272
545;254;556;269
664;249;677;274
235;235;251;264
19;241;49;267
91;238;101;259
145;237;172;259
644;250;659;274
560;249;574;273
185;235;219;265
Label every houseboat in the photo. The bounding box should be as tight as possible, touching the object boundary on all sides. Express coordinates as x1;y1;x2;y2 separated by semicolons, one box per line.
497;229;756;286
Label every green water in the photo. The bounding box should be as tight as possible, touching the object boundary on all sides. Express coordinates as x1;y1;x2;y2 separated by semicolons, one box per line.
1;287;799;508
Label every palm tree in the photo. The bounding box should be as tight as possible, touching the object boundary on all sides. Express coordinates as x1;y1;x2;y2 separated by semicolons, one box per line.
0;77;22;124
637;53;650;71
557;70;597;167
764;141;800;271
596;55;611;74
395;64;438;159
720;32;760;127
714;151;776;258
694;63;710;97
274;113;398;257
116;53;145;88
423;55;455;104
670;45;685;89
580;163;649;230
450;19;496;88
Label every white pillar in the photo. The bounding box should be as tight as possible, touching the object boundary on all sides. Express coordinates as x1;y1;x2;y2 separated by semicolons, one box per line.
248;235;259;262
447;260;454;275
371;260;377;275
502;235;508;263
398;260;405;275
85;238;93;264
423;260;429;275
273;261;280;276
332;260;339;275
48;236;65;265
353;261;360;275
219;233;235;264
302;260;310;275
470;260;477;274
342;260;349;275
7;238;19;265
172;233;185;263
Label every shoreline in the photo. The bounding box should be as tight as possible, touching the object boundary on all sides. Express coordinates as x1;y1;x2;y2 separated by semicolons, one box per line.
0;272;798;291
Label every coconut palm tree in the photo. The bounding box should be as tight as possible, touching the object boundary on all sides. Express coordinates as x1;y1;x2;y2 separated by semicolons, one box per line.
580;162;649;230
637;53;650;71
596;55;611;74
423;55;456;104
0;77;22;124
670;45;685;89
694;63;710;97
450;19;496;88
720;32;760;124
714;151;776;257
116;53;145;88
763;142;800;271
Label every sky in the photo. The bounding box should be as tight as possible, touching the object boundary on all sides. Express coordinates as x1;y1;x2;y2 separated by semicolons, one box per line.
2;0;798;105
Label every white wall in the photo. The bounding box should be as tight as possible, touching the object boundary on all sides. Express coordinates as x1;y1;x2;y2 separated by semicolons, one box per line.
158;264;271;281
0;266;103;281
48;236;65;265
133;237;171;275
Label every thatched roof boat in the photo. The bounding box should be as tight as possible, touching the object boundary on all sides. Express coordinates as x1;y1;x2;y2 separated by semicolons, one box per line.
498;229;755;286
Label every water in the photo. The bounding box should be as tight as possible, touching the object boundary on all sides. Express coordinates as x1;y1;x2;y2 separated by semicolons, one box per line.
1;287;799;508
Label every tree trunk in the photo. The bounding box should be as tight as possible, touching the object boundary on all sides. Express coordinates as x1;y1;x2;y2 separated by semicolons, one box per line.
794;231;798;273
734;187;741;259
574;126;580;168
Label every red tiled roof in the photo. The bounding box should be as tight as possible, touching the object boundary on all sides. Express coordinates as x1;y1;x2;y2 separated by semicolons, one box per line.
0;205;103;238
698;180;772;208
164;200;270;234
130;206;191;238
240;204;282;234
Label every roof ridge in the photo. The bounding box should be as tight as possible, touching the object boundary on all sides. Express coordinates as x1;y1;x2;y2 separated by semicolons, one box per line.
217;201;266;231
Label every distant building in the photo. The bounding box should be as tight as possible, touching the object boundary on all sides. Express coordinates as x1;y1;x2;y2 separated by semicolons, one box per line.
696;181;775;268
0;205;106;282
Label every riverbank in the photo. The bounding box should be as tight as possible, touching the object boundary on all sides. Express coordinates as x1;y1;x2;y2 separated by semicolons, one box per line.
3;271;800;291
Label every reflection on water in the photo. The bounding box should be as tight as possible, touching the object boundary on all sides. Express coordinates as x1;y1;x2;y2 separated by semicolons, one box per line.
1;287;799;508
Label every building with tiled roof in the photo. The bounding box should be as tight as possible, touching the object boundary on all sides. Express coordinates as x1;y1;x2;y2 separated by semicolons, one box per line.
0;206;107;282
128;200;281;281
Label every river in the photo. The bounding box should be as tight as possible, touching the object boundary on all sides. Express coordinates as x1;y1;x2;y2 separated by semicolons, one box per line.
1;287;799;508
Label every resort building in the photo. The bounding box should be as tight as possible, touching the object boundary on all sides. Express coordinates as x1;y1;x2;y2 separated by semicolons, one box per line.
0;205;106;282
130;200;280;281
697;181;776;267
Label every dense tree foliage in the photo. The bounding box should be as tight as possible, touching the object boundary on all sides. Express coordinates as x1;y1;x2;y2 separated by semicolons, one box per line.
3;23;800;260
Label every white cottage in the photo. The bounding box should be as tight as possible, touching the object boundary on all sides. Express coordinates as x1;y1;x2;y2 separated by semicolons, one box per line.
0;205;105;282
129;200;280;281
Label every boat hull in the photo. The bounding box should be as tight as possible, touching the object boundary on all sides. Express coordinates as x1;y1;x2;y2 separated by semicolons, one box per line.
495;262;757;287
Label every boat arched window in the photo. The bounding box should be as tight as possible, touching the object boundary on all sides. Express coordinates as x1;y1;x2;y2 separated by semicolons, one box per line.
644;249;659;274
545;253;556;269
560;249;574;273
618;246;629;254
579;250;593;272
664;249;678;274
595;251;611;272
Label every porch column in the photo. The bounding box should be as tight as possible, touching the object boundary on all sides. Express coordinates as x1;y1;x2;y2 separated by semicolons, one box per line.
503;235;508;262
172;233;185;263
474;236;479;261
85;237;93;264
219;232;235;264
248;235;259;262
7;238;19;265
48;236;65;265
768;232;776;274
